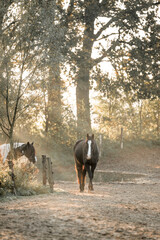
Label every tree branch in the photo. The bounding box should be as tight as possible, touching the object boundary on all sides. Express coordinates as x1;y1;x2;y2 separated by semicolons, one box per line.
11;49;26;129
94;18;115;40
5;64;12;127
0;123;10;138
94;32;118;42
15;95;40;121
91;40;118;66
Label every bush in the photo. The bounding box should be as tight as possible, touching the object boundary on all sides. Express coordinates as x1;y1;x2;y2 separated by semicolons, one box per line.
0;160;50;197
0;163;12;196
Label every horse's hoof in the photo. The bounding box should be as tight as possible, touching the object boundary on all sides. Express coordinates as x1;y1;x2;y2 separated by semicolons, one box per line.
80;187;84;192
88;185;94;191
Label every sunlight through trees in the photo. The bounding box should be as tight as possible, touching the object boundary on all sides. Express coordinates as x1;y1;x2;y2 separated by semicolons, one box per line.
0;0;159;147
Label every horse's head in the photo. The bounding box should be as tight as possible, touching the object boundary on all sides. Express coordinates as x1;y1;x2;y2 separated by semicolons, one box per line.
85;134;95;160
21;142;36;163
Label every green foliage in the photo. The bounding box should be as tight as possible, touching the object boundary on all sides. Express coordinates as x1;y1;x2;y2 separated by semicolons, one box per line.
108;2;159;100
92;92;159;140
0;0;159;149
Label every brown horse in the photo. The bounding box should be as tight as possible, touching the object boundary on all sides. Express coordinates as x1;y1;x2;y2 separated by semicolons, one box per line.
0;142;37;164
74;134;99;192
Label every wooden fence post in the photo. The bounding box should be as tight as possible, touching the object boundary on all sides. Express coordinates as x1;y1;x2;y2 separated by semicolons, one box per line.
99;134;102;157
120;127;124;149
47;157;54;193
42;155;47;186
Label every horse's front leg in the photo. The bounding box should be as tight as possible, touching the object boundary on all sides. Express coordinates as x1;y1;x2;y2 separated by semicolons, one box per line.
85;163;94;191
90;164;97;191
82;166;86;191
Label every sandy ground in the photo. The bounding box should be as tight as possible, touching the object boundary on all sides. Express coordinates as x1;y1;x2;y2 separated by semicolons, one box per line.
0;179;160;240
0;145;160;240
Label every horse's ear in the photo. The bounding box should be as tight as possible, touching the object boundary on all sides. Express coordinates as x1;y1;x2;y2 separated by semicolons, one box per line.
92;134;94;139
31;142;34;145
27;142;30;146
87;134;89;139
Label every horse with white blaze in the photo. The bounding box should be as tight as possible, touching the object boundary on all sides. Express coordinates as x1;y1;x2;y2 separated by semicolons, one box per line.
74;134;99;192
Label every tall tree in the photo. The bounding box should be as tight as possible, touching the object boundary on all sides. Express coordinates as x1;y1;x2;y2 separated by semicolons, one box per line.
58;0;159;138
27;0;66;138
38;0;64;137
0;1;44;142
109;1;160;100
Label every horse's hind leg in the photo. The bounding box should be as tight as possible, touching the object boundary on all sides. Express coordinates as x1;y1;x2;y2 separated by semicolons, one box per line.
75;162;83;192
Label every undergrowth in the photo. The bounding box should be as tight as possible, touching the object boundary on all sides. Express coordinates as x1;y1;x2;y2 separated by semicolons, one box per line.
0;160;50;197
100;137;160;158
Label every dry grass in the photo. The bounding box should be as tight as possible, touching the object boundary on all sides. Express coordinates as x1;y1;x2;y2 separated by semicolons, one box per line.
0;160;50;197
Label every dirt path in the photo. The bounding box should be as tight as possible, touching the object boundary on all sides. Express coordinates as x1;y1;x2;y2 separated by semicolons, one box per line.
0;179;160;240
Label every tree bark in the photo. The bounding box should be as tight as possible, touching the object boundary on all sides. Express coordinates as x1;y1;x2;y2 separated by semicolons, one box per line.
47;62;62;137
76;70;91;138
76;3;95;138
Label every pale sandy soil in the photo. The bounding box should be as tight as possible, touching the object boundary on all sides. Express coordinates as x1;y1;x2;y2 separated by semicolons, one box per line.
0;145;160;240
0;179;160;240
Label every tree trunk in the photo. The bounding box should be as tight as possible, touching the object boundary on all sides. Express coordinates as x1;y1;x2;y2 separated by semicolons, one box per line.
76;5;95;138
8;130;17;195
47;62;62;138
76;69;91;138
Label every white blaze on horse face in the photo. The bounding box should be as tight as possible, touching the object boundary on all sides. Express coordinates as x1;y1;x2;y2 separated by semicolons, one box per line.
87;140;92;160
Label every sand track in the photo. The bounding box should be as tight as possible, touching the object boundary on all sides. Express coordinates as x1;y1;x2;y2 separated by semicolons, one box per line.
0;179;160;240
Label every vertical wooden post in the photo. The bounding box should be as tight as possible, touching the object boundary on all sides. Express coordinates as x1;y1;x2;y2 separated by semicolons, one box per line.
42;155;47;186
139;99;143;137
99;134;102;157
120;127;124;149
157;98;159;137
47;157;54;193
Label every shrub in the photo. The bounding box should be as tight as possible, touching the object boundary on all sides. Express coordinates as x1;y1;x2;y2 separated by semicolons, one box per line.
0;163;12;196
0;160;50;196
